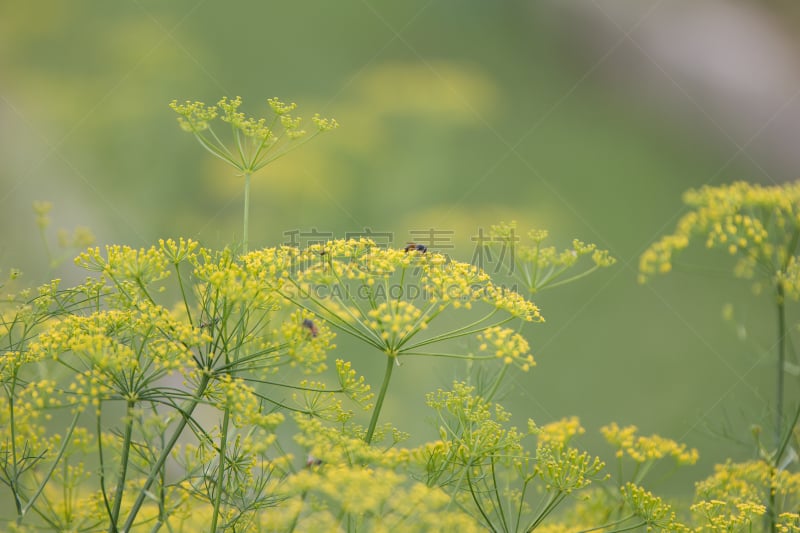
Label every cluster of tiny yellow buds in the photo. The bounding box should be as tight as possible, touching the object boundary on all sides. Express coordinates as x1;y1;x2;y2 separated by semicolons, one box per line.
0;351;28;380
426;382;487;420
241;246;300;292
32;200;53;229
778;513;800;533
422;258;488;305
69;369;113;410
600;422;699;465
592;248;616;267
312;113;339;131
0;380;61;455
275;312;332;374
76;244;171;287
280;114;302;131
483;285;543;321
621;483;688;531
292;415;409;468
267;97;297;115
292;238;390;281
491;221;615;294
367;300;425;344
216;96;277;140
284;464;480;531
779;256;800;300
18;379;60;413
695;459;800;505
476;326;535;370
638;234;688;282
195;250;284;307
335;359;374;408
489;221;521;243
427;382;524;461
529;228;549;243
218;95;242;118
169;99;218;132
159;237;199;264
535;445;605;494
641;181;800;283
534;416;585;448
572;239;595;256
231;104;266;136
691;500;766;530
207;374;284;429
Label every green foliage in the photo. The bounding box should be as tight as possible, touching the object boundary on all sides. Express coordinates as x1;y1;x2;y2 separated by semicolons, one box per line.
0;100;798;532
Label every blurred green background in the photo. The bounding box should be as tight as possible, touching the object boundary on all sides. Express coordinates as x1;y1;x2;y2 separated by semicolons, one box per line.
3;0;800;501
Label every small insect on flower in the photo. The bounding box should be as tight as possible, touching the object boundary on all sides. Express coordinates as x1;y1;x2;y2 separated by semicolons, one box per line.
404;242;427;254
305;454;323;468
200;317;220;329
302;318;319;338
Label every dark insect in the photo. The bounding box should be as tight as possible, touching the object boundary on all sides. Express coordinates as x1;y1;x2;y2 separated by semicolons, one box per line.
403;242;427;254
305;454;323;468
302;318;319;338
200;317;220;329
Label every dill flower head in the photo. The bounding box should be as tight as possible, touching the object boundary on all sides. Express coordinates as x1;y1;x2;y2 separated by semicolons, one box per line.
639;181;800;285
488;221;615;294
476;326;536;370
621;483;689;531
533;416;585;449
279;238;542;363
691;499;766;530
695;459;800;507
600;422;699;465
170;95;337;175
426;382;524;461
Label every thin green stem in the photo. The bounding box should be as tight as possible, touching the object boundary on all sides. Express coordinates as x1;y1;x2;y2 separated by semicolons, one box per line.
541;265;600;291
121;373;212;531
18;410;81;525
97;408;113;523
210;408;231;532
574;514;636;533
484;365;508;403
365;355;395;444
466;465;497;532
193;132;238;168
605;521;648;533
175;264;194;327
526;491;566;531
490;458;509;532
108;400;136;533
775;280;786;451
243;172;251;254
8;374;22;517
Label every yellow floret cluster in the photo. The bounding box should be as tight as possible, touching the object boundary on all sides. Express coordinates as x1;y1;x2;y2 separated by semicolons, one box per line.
477;326;536;370
639;181;800;283
601;422;699;465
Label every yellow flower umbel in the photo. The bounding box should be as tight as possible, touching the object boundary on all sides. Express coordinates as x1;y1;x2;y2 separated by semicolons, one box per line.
488;221;615;294
638;180;799;502
424;387;604;531
694;459;800;526
273;238;542;443
170;96;338;253
621;483;689;532
639;181;800;285
601;422;698;487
